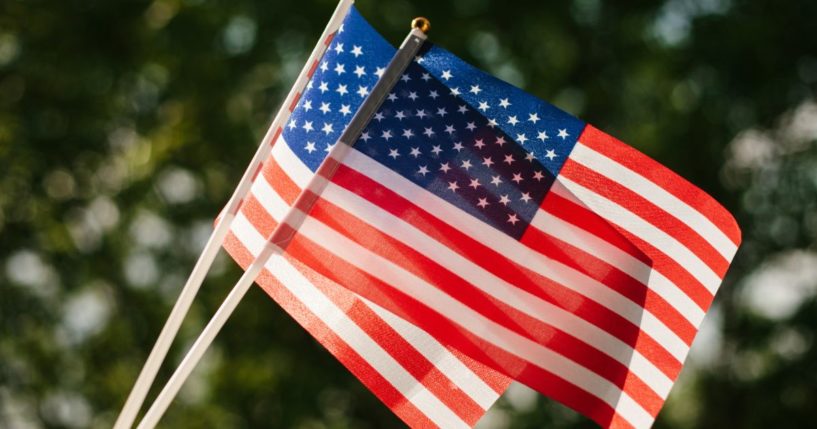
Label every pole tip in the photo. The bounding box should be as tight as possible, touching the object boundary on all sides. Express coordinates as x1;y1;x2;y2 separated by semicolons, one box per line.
411;17;430;34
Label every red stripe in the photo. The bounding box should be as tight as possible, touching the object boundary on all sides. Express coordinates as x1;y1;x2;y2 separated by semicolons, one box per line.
223;233;441;428
281;231;638;426
561;159;730;277
307;59;320;78
324;32;336;46
289;91;302;112
577;125;741;246
251;162;264;181
328;164;681;377
270;127;283;146
548;184;715;311
238;195;492;424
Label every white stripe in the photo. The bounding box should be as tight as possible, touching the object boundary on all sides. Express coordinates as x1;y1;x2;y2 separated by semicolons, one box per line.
317;181;674;398
290;212;654;427
270;138;690;362
230;214;472;429
335;149;690;362
553;178;723;294
531;208;706;328
570;142;738;260
361;297;502;410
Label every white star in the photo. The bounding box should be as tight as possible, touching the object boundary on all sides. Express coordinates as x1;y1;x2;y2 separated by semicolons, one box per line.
461;159;473;170
503;154;515;164
360;131;371;142
334;63;345;75
395;110;407;120
339;104;351;116
302;120;314;132
474;139;486;149
415;55;425;64
458;105;468;114
447;181;459;192
387;92;398;102
416;109;428;119
338;24;344;33
381;130;393;141
410;147;422;158
401;73;411;82
452;141;464;152
511;172;523;183
545;149;558;160
558;128;569;139
325;143;335;152
306;80;313;90
351;45;363;57
450;87;461;96
525;152;536;161
402;128;414;139
507;115;519;126
437;107;448;117
287;118;297;130
320;61;328;72
490;175;503;186
318;81;329;93
375;67;385;77
507;213;519;225
441;70;453;80
304;141;316;153
470;85;482;95
374;112;385;121
516;133;528;144
429;90;439;99
417;165;429;176
431;145;443;155
421;73;431;81
319;102;331;114
495;136;506;146
321;122;334;135
465;122;476;131
499;98;511;108
520;192;532;203
439;162;452;173
336;84;348;96
532;170;545;181
477;197;490;208
353;65;366;78
482;156;494;167
357;85;369;97
499;194;511;205
388;148;400;159
334;43;344;54
423;127;435;137
537;130;549;141
487;118;498;128
407;91;419;101
478;101;490;111
445;125;456;135
468;178;481;189
528;113;540;123
303;100;312;111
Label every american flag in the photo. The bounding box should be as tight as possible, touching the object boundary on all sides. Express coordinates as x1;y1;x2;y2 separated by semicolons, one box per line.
223;6;741;429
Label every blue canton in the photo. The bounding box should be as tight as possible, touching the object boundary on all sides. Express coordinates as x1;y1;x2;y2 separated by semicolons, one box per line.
284;7;395;171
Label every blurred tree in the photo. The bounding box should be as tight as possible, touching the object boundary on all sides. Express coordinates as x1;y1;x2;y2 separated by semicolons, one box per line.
1;0;815;428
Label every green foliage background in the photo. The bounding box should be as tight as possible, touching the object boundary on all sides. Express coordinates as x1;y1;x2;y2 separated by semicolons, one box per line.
2;0;816;427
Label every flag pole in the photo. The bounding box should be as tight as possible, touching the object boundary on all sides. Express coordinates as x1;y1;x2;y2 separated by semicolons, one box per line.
112;2;354;427
134;20;430;429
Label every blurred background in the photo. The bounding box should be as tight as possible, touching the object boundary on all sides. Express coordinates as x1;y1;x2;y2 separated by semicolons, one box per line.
2;0;816;427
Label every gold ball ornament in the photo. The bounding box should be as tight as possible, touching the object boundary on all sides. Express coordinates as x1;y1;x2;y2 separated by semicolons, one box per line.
411;17;431;34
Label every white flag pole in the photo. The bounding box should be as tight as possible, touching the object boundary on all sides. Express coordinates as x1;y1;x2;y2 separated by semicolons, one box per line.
134;22;430;429
112;2;354;427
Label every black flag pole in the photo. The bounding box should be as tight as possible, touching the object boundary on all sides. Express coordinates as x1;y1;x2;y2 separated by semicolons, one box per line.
135;18;431;429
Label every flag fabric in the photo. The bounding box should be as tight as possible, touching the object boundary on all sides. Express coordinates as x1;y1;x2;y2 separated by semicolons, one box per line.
222;8;512;429
223;6;742;429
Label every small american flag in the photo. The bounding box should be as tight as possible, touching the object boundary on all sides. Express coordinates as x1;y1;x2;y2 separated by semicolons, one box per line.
224;6;741;429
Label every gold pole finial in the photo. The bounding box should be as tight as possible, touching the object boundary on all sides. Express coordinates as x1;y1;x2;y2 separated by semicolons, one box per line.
411;17;430;34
